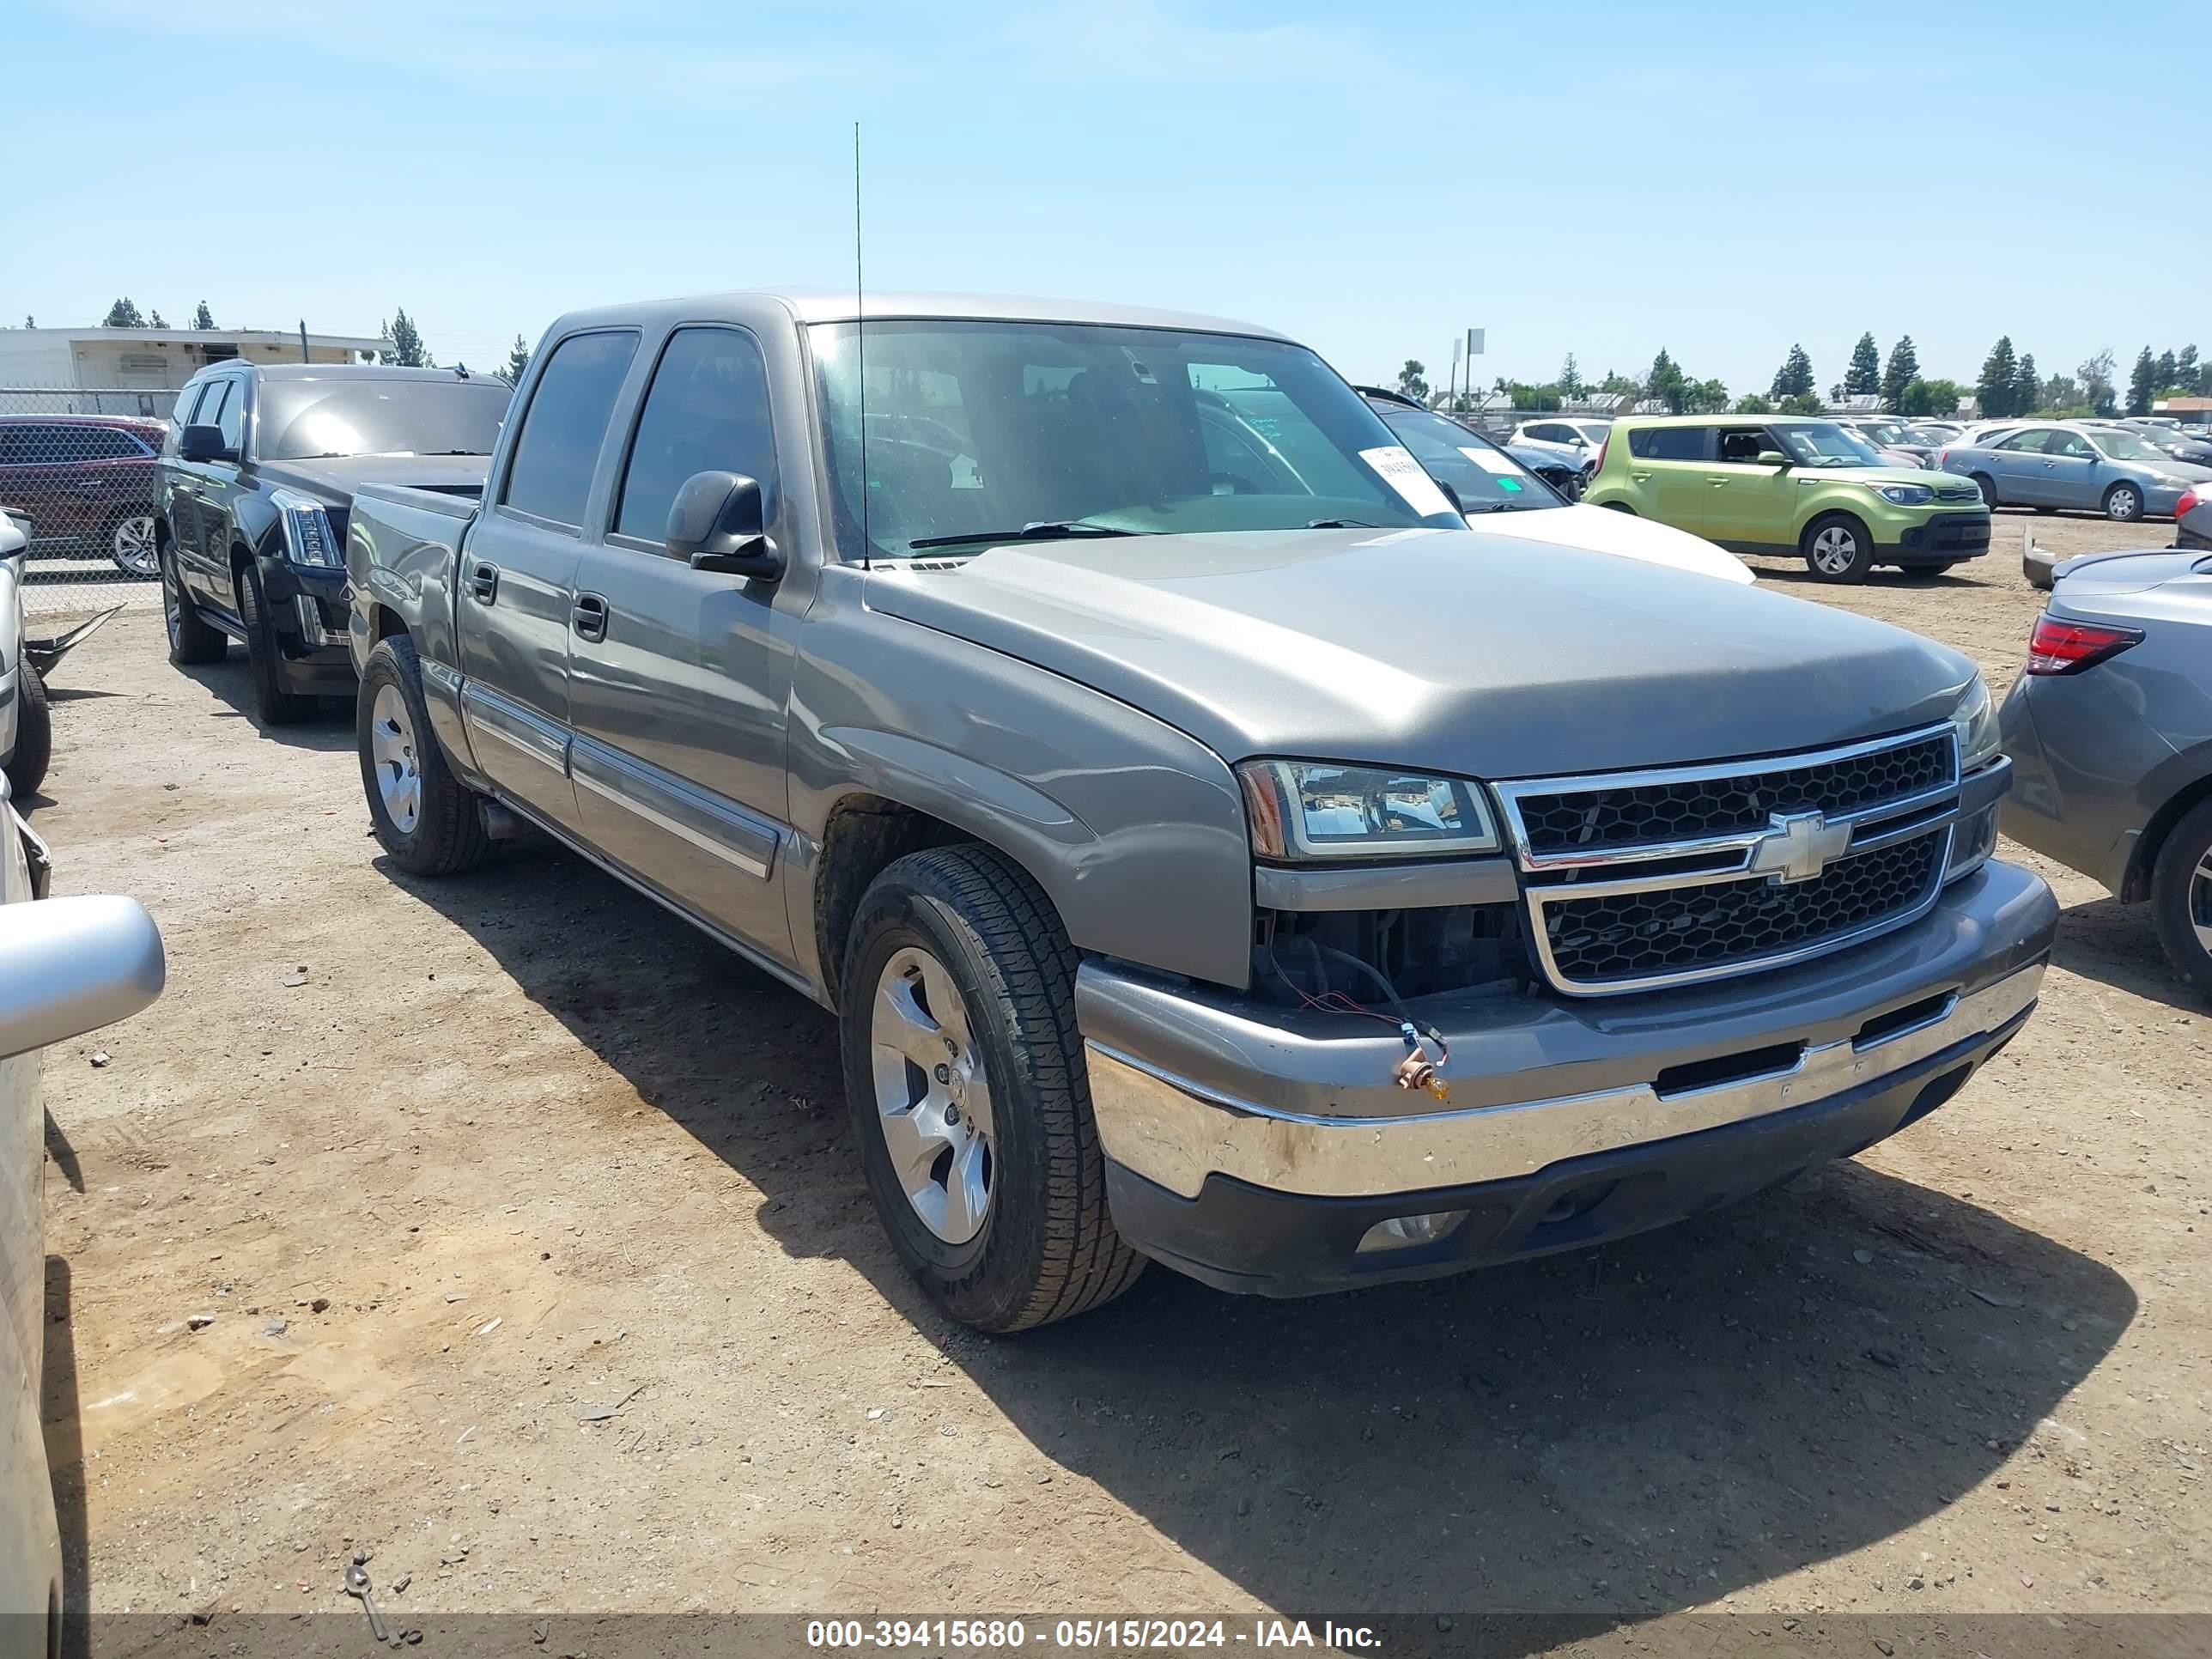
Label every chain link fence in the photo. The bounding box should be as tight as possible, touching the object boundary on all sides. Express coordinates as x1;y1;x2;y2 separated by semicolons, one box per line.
2;387;180;618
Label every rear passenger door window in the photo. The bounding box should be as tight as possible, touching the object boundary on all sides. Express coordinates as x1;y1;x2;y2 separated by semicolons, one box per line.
501;331;641;530
611;326;777;550
1627;427;1707;461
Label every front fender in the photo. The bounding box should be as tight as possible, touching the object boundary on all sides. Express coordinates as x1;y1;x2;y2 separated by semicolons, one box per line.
787;578;1252;994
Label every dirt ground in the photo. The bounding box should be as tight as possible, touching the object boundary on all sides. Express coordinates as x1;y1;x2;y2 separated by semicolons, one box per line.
28;508;2210;1643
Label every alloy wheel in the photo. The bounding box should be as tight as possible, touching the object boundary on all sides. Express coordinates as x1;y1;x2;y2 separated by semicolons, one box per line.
111;514;159;577
161;556;183;647
368;684;423;834
2192;848;2212;959
1811;526;1858;575
869;944;996;1245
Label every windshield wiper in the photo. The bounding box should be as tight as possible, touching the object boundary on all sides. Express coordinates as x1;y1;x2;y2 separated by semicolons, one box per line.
908;521;1138;550
1304;517;1375;529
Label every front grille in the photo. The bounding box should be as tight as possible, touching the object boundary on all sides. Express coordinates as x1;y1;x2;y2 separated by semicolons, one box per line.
1514;732;1954;855
1542;831;1947;988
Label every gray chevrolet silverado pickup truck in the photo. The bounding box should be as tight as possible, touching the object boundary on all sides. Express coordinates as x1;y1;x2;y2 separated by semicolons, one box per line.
345;290;2056;1331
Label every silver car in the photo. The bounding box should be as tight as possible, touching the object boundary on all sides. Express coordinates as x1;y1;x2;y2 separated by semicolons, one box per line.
1942;422;2212;521
2000;546;2212;998
0;796;164;1648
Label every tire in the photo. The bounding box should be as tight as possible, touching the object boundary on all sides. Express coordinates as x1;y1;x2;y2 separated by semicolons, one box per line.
2103;482;2144;522
1802;513;1875;583
6;663;52;800
105;510;159;579
161;547;227;665
839;843;1144;1332
1601;501;1635;514
356;634;492;877
1971;472;1999;507
2149;796;2212;1003
238;559;311;726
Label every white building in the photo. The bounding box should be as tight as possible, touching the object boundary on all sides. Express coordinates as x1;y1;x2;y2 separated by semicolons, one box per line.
0;325;385;413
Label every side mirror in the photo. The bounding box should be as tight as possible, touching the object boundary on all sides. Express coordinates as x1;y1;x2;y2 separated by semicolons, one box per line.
1755;450;1790;467
178;423;229;464
665;470;781;580
0;894;165;1060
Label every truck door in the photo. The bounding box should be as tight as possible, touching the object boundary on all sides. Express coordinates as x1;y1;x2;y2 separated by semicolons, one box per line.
456;327;638;833
563;324;798;966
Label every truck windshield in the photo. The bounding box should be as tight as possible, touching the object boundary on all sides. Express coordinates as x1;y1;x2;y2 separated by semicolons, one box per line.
255;378;513;463
809;320;1463;559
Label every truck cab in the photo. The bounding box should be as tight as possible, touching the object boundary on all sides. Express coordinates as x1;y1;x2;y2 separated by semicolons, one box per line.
345;291;2055;1331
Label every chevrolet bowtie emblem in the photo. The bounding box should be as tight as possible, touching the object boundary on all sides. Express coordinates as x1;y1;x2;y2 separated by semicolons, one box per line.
1749;810;1852;884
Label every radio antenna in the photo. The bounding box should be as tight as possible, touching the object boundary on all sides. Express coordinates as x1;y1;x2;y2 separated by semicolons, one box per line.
854;120;870;570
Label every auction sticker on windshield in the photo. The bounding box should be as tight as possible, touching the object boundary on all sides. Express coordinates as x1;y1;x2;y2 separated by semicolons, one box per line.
1459;446;1528;477
1358;445;1456;518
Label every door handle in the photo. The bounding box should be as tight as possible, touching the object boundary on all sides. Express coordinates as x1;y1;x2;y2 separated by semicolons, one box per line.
468;562;499;604
1706;477;1729;487
571;592;609;642
1631;470;1652;482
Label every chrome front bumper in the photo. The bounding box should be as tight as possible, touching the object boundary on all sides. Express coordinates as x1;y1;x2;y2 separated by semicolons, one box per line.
1079;860;2056;1203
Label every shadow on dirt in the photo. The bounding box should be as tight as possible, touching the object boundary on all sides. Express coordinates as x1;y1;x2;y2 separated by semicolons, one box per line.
383;839;2133;1628
2049;894;2205;1016
171;656;353;750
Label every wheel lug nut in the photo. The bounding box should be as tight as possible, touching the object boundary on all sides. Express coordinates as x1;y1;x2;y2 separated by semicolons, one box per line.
933;1063;951;1085
945;1104;961;1127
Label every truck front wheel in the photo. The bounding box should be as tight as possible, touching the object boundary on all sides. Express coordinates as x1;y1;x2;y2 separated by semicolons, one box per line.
839;843;1145;1331
357;635;491;877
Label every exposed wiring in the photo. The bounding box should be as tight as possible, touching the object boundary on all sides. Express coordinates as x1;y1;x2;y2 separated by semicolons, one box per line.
1264;939;1450;1101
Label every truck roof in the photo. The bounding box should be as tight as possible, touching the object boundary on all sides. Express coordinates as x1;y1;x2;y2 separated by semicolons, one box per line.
543;289;1291;343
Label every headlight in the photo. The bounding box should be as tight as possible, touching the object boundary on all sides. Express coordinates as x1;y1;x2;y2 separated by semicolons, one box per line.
1867;481;1935;506
1237;760;1499;860
268;487;342;567
1950;674;2001;772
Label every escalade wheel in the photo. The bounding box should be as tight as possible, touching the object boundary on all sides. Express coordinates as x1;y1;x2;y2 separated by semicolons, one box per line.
239;561;311;726
2103;482;2144;522
1802;514;1875;583
5;664;51;799
840;843;1144;1331
2149;796;2212;1002
161;548;228;665
357;635;492;876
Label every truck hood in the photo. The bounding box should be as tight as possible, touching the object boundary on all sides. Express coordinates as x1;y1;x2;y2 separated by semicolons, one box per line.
255;454;490;503
865;527;1976;780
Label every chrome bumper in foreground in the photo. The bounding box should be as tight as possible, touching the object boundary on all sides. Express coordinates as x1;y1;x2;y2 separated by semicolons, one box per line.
1086;962;2041;1200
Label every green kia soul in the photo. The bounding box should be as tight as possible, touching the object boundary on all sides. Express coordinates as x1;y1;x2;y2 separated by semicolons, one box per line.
1583;416;1992;582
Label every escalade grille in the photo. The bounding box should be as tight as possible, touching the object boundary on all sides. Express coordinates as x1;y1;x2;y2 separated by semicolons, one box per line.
1541;833;1947;989
1512;732;1954;855
1496;726;1962;995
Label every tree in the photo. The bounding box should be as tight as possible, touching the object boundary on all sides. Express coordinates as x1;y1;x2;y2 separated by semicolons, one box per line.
1899;378;1964;417
1770;343;1814;401
1645;348;1689;413
1879;336;1919;412
1777;392;1825;416
2013;353;2038;415
383;307;434;368
1844;331;1881;398
1683;377;1730;415
101;297;147;328
2079;349;2118;416
149;309;167;328
192;301;216;330
504;334;532;385
2040;372;2082;413
21;316;31;329
1975;336;2020;418
2126;346;2157;416
1735;392;1775;414
2155;349;2178;392
1396;358;1429;402
1595;369;1641;398
2179;344;2201;394
1557;353;1582;398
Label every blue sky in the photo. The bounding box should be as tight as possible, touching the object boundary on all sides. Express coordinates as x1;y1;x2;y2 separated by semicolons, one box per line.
11;1;2208;397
